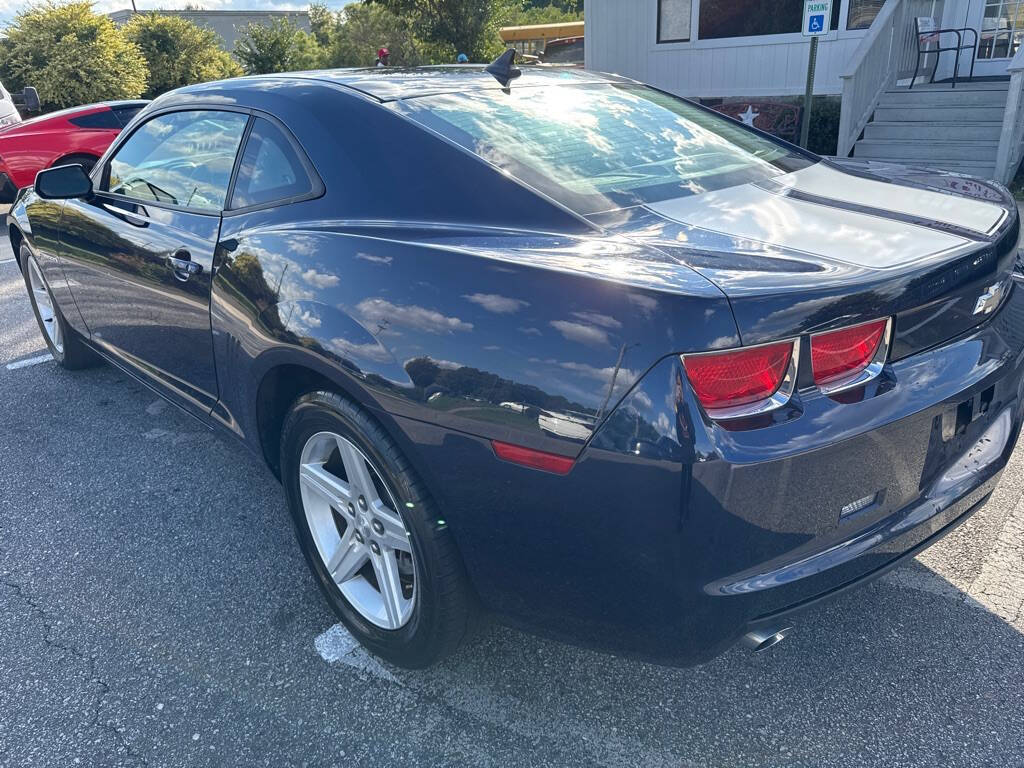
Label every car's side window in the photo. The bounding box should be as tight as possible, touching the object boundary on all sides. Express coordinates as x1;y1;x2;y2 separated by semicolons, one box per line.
105;110;249;212
229;117;317;210
112;105;144;127
70;110;121;130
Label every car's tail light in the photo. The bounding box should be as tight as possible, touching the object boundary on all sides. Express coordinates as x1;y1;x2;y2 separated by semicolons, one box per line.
682;340;797;418
810;318;889;393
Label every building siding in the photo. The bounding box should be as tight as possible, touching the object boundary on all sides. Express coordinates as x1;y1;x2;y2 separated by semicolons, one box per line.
584;0;979;99
586;0;874;98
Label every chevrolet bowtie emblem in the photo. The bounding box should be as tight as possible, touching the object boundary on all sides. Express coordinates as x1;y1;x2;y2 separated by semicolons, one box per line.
973;282;1004;315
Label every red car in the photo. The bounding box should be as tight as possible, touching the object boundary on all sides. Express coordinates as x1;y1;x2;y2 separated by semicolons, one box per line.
0;100;147;203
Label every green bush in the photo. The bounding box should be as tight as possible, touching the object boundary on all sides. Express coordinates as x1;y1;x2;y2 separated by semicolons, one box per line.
806;95;840;156
233;18;325;75
308;3;335;48
327;3;426;67
229;1;585;74
0;1;147;109
123;14;241;98
522;0;581;11
508;3;582;24
372;0;519;62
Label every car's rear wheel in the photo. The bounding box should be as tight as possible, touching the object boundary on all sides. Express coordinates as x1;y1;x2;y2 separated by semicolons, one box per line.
21;245;98;370
280;390;476;668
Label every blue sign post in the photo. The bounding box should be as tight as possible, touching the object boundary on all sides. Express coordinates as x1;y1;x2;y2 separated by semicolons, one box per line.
800;1;832;148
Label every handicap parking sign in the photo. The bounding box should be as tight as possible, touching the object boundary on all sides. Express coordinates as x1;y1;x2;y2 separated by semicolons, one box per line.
802;0;831;36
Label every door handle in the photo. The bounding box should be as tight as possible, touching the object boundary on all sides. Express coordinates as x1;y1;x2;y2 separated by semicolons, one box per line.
102;202;150;227
168;249;202;281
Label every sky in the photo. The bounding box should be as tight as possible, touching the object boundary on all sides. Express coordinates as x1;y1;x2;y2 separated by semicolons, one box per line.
0;0;355;27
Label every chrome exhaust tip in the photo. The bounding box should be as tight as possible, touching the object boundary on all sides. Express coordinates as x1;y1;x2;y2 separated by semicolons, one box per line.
741;625;793;652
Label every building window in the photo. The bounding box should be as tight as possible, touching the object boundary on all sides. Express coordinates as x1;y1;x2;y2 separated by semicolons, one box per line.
698;0;841;40
847;0;885;30
979;0;1024;60
658;0;692;43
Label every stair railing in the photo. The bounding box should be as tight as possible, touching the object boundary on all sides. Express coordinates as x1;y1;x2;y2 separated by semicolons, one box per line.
994;46;1024;184
837;0;947;158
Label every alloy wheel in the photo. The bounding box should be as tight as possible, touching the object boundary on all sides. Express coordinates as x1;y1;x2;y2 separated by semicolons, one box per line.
27;256;62;354
298;431;416;629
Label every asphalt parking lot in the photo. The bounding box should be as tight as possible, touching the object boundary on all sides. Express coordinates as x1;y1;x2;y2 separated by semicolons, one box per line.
2;234;1024;768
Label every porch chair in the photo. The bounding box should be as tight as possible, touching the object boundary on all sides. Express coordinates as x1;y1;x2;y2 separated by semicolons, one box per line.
911;16;978;89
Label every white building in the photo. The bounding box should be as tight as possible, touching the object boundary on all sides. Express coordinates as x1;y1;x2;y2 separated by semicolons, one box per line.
586;1;1024;97
108;9;312;52
585;0;1024;182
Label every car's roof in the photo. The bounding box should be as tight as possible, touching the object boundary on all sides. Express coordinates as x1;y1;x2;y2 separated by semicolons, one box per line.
182;66;634;103
27;100;148;121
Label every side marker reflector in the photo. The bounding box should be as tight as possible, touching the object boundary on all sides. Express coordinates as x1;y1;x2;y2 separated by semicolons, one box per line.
492;440;575;475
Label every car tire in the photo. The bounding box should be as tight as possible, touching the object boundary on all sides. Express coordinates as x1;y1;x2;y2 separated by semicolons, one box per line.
53;153;97;175
20;244;99;370
280;390;477;668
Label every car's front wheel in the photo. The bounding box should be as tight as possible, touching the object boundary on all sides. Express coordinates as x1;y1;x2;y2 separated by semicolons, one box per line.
21;245;98;369
280;390;476;668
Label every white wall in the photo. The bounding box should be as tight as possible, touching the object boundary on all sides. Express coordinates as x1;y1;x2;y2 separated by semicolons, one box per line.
108;9;311;52
585;0;871;98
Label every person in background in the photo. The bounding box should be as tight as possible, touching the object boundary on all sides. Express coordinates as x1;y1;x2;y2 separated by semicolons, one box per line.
376;47;390;67
457;53;469;63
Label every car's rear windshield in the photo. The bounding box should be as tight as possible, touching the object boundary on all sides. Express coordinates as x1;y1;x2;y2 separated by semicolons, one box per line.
400;84;815;215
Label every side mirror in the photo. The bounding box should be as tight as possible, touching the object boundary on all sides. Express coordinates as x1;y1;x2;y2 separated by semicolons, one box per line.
35;164;93;200
12;86;40;113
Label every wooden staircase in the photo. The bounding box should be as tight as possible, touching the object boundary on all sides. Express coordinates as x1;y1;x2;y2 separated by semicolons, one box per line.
838;0;1024;183
851;81;1010;179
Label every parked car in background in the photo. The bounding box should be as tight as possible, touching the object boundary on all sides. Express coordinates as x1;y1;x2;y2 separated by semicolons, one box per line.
0;82;41;129
0;100;147;203
9;65;1024;669
539;36;584;65
0;82;24;130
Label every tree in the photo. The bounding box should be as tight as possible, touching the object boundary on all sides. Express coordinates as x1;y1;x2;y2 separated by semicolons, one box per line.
0;1;148;109
308;3;335;48
371;0;518;61
522;0;581;11
327;3;425;67
233;18;325;75
123;13;241;98
509;2;582;25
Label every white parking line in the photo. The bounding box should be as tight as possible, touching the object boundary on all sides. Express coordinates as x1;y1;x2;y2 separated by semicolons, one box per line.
314;623;398;682
0;258;14;265
5;353;53;370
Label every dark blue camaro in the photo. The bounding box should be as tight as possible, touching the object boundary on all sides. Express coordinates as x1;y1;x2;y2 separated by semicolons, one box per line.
10;61;1024;667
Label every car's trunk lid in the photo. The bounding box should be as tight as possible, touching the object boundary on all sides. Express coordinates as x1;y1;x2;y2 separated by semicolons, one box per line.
592;161;1018;358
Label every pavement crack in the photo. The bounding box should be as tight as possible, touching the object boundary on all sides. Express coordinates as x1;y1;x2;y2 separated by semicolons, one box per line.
961;480;1024;624
0;573;148;766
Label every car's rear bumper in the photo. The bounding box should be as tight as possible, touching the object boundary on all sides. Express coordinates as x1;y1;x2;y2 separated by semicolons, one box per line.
388;280;1024;665
744;485;992;635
